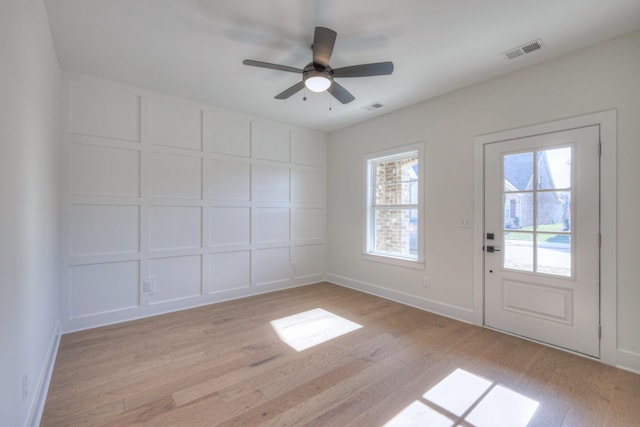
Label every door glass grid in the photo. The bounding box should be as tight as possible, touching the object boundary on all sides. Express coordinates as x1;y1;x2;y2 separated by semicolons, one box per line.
502;146;573;277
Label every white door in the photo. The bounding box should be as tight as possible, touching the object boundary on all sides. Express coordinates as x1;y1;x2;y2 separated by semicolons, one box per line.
484;125;600;357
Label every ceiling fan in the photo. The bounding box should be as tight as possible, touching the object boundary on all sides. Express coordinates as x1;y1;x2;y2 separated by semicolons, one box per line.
242;26;394;104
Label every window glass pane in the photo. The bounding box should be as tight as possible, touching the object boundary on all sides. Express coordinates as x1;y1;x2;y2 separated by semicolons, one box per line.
504;152;533;191
537;146;571;190
399;181;418;205
376;184;397;205
537;233;571;276
503;193;533;230
374;208;417;258
400;158;418;182
504;232;533;272
374;155;418;206
537;191;571;232
375;161;397;184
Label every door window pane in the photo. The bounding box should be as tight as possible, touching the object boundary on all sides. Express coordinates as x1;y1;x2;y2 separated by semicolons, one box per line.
504;232;533;272
537;234;571;277
504;152;533;191
537;191;571;232
537;147;572;190
503;193;533;230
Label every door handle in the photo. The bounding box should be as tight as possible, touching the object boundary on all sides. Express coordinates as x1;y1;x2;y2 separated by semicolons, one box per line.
486;246;501;253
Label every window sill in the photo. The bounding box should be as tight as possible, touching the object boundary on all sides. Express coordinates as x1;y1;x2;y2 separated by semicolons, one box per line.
362;253;425;270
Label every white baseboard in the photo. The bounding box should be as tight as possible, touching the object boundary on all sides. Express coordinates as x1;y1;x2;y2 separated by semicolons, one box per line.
325;273;476;325
327;273;640;374
63;277;323;334
28;320;61;427
616;348;640;375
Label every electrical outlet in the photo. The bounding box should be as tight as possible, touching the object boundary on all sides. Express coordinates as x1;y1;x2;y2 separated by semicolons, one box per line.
423;277;429;287
143;277;156;294
459;218;471;228
22;374;28;402
291;262;297;271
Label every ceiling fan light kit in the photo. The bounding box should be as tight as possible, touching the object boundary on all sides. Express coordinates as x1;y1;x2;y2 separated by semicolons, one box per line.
304;69;332;92
243;26;394;104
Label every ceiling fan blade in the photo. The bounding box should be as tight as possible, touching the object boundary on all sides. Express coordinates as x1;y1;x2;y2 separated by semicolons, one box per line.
328;81;355;104
312;27;337;67
243;59;303;74
332;61;394;78
274;80;306;99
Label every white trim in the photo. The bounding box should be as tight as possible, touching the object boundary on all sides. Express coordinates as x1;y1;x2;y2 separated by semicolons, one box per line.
64;278;320;333
616;349;640;375
27;320;61;427
473;110;618;367
362;253;425;270
326;273;475;324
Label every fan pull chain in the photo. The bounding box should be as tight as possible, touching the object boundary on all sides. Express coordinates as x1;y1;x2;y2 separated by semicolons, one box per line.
303;87;307;101
329;93;332;111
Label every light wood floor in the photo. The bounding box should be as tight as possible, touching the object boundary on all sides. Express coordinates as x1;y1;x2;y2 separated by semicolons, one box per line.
42;282;640;426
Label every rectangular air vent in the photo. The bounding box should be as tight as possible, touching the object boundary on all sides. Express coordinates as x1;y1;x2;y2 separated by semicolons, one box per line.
364;102;384;111
502;39;544;61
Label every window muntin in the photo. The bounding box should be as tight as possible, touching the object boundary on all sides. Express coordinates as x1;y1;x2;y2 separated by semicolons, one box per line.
366;147;422;264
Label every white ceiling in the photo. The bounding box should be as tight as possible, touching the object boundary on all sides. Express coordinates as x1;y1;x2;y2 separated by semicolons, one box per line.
45;0;640;132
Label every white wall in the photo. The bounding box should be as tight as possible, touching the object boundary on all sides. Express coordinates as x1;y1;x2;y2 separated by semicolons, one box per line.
61;75;327;332
327;31;640;372
0;0;62;425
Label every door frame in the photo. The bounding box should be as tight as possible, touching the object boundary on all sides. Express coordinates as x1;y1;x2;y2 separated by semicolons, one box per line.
473;110;617;365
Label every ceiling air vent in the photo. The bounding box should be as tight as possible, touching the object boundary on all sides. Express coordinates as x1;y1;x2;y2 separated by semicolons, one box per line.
364;102;384;111
502;39;544;61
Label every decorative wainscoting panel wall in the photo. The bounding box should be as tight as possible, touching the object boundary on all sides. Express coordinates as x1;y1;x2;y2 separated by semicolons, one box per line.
62;74;326;332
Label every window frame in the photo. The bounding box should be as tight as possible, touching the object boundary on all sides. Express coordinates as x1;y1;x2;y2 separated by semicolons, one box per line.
363;142;424;269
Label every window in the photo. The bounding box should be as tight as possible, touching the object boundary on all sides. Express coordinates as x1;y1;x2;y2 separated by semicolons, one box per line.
365;144;423;267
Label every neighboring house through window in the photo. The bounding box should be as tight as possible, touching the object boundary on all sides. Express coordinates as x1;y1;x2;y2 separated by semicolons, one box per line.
364;143;424;268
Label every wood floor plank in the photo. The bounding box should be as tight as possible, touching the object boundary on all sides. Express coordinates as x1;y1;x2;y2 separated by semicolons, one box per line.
603;369;640;426
217;358;374;427
42;282;640;427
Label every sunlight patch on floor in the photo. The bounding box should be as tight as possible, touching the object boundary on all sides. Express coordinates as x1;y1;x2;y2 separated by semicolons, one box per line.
384;401;452;427
270;308;362;352
384;368;539;427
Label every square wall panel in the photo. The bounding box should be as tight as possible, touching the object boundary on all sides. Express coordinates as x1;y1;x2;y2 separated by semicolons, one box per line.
209;251;250;292
147;152;202;199
149;255;202;303
207;159;250;201
292;208;324;241
253;208;289;244
70;205;139;256
209;207;250;246
70;80;140;142
148;97;202;151
69;261;139;318
252;164;290;202
205;108;250;157
253;247;290;285
149;206;202;251
252;119;290;162
71;144;140;197
291;128;326;167
294;244;324;278
293;169;325;204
